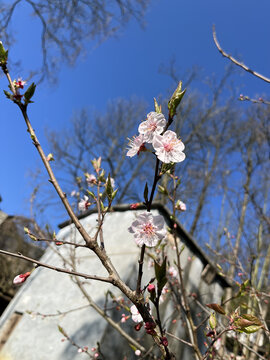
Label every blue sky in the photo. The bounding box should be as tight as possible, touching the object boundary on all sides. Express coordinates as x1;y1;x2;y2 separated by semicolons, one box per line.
1;0;270;226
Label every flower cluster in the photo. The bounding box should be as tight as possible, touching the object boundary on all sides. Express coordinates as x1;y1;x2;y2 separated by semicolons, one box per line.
126;111;185;164
128;212;166;247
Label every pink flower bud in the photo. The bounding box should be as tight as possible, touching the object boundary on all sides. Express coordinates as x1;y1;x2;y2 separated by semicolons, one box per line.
121;314;128;323
130;203;140;209
147;284;155;293
135;349;141;356
13;271;31;285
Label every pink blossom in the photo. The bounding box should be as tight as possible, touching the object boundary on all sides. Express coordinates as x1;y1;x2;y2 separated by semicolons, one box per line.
175;200;186;212
13;271;31;285
159;285;169;304
126;134;146;157
86;174;97;186
138;112;166;143
13;77;27;89
135;349;141;356
168;266;178;278
214;337;221;351
78;196;91;211
130;305;143;323
152;130;185;163
128;212;166;247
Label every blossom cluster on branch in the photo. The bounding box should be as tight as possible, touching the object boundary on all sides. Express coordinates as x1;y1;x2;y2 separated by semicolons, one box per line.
126;111;186;163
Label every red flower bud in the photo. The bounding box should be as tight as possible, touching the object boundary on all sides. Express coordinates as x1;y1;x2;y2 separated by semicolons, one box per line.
144;321;156;334
160;337;168;347
134;323;143;331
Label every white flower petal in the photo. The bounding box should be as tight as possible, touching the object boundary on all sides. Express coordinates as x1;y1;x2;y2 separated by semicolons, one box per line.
153;130;185;164
128;212;166;247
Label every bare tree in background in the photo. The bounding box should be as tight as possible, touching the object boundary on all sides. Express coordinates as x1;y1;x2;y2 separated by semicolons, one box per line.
0;0;149;82
30;97;155;222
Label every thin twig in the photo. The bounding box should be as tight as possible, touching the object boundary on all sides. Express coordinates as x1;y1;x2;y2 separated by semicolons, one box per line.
166;332;193;348
239;95;270;106
0;249;113;283
33;237;87;248
213;24;270;83
28;304;90;318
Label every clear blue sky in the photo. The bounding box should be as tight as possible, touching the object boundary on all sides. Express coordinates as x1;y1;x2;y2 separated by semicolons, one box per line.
1;0;270;226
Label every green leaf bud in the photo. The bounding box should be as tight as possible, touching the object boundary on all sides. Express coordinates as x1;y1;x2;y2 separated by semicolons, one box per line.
154;97;162;113
24;83;36;105
168;81;186;118
209;313;217;329
0;42;8;65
